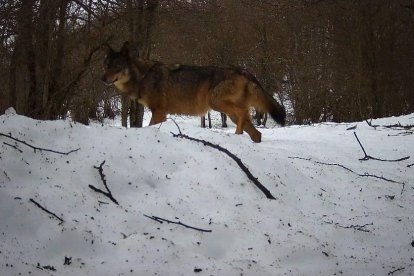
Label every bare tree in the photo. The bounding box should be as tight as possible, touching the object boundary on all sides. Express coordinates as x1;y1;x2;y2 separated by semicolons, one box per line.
1;0;413;125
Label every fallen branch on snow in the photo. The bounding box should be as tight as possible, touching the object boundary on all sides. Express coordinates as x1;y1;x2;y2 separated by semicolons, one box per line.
365;120;414;130
323;219;373;233
36;263;56;272
387;131;413;137
288;156;406;195
144;214;212;233
89;160;119;205
169;119;276;200
29;198;64;224
388;267;405;275
3;142;23;153
3;170;10;181
0;132;80;155
353;132;410;162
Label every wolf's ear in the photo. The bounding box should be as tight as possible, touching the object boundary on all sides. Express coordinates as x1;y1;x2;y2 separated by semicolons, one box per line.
120;41;140;58
102;43;114;55
120;41;130;57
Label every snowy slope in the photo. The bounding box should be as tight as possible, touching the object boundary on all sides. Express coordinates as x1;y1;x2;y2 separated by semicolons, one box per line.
0;108;413;276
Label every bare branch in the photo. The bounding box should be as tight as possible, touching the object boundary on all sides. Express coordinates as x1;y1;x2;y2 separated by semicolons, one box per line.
3;142;23;153
289;156;406;195
0;133;80;155
71;0;98;19
30;198;64;223
353;132;410;162
56;38;112;96
171;131;276;200
89;160;119;205
388;267;405;275
323;219;373;233
366;120;414;130
3;170;11;181
144;214;212;233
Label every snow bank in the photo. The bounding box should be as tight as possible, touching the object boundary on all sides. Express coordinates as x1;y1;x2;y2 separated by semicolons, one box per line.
0;111;413;275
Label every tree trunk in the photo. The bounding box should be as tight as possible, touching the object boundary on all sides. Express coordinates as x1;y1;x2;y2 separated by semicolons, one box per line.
35;0;60;118
9;0;36;115
123;0;159;128
47;0;69;119
121;95;129;127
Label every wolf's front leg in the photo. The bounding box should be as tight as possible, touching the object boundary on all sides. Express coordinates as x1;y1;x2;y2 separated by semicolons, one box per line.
149;110;167;126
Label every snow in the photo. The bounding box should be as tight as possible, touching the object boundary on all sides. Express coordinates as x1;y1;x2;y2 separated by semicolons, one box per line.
0;111;413;275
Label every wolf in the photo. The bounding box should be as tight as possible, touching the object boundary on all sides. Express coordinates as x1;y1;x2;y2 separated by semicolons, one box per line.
101;41;286;142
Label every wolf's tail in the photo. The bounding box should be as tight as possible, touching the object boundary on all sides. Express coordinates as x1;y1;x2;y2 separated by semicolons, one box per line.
244;72;286;126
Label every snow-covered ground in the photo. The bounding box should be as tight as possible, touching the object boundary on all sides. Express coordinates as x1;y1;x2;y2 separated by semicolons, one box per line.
1;108;413;275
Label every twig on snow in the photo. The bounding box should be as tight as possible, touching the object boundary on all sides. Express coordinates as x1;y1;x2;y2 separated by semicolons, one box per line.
171;132;276;200
89;160;119;205
323;220;373;232
387;131;413;137
346;125;357;130
388;267;405;275
168;118;183;135
36;263;56;271
3;170;10;181
288;156;406;195
3;142;23;153
353;132;410;162
29;198;64;224
144;214;212;233
0;132;80;155
366;120;414;130
168;118;276;200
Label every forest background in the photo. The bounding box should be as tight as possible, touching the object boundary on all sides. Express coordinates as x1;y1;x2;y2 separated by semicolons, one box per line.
1;0;413;126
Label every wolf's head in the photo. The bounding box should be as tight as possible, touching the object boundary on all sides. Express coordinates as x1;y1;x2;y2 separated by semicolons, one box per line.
101;41;132;87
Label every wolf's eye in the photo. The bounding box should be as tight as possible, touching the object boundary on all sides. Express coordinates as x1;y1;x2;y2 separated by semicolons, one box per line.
103;59;110;69
113;61;123;68
111;61;127;71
